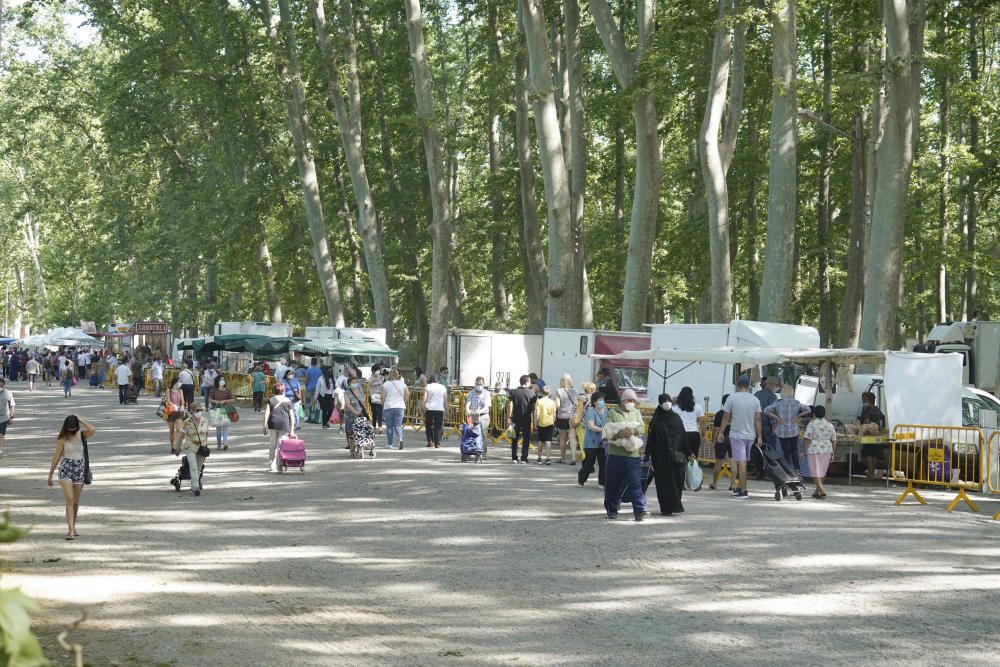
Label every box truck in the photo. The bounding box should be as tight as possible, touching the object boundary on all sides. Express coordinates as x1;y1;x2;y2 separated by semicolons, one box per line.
915;321;1000;396
646;320;821;412
541;329;651;401
214;321;293;338
304;326;388;345
445;329;543;388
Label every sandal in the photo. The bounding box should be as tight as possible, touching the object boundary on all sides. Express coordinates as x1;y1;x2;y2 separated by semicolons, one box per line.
65;534;75;541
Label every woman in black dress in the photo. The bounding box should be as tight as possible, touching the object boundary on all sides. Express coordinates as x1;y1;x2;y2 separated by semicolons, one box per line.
645;393;694;515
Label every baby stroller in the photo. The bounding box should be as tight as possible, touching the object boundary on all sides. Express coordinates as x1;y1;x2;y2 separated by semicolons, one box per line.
278;437;307;473
123;384;139;404
756;444;806;501
170;456;205;492
460;422;484;463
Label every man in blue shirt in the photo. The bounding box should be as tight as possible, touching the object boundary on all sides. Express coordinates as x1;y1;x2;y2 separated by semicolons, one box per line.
305;358;323;396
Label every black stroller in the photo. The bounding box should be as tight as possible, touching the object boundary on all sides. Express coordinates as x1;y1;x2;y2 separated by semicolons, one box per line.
753;444;806;501
170;456;205;492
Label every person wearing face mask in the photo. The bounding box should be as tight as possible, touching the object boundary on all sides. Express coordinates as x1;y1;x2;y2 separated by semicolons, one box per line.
209;375;236;450
283;369;303;428
201;364;218;410
174;403;209;496
646;393;693;515
464;376;491;458
343;368;367;455
578;391;608;487
601;388;649;521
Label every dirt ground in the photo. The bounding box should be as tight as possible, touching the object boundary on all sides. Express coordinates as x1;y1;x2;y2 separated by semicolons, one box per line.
2;383;1000;666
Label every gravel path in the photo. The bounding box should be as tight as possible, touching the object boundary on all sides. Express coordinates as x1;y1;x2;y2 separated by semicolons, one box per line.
2;383;999;666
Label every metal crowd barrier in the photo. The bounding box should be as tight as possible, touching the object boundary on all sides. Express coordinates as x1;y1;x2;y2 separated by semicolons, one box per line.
987;432;1000;520
889;424;987;512
404;387;425;430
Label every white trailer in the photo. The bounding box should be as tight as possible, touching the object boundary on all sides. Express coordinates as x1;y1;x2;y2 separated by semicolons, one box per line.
541;329;651;398
215;321;293;338
304;326;387;345
646;320;821;412
919;321;1000;396
446;329;543;388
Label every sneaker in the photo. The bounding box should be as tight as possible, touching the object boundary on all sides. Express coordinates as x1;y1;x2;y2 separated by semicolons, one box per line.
385;445;396;450
191;489;201;497
736;490;749;500
578;481;585;487
536;459;543;465
544;459;552;466
512;459;519;464
223;444;229;451
635;511;650;522
606;514;618;520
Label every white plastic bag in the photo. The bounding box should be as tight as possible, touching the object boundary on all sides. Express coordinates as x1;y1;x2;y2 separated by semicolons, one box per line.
685;460;703;491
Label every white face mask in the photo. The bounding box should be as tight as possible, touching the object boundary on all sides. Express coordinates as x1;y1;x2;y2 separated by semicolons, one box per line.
624;401;635;410
219;380;226;388
660;401;672;410
475;384;483;392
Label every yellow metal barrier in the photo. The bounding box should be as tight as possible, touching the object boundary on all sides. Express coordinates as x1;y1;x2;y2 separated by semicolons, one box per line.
889;424;986;512
490;392;510;446
987;432;1000;520
404;387;425;430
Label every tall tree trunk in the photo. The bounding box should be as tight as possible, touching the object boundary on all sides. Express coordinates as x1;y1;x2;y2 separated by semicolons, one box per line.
817;5;833;346
310;0;393;340
487;1;510;323
334;160;366;320
613;117;625;234
21;211;47;322
356;3;428;357
269;0;345;326
838;5;869;348
589;0;661;331
700;0;735;323
520;0;577;328
759;0;797;323
514;49;549;335
404;0;452;369
965;12;979;318
564;0;591;327
936;13;950;323
859;0;919;350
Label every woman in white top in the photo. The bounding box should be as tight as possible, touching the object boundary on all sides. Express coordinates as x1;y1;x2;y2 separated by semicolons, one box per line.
314;366;336;429
671;386;706;461
47;414;97;540
422;375;448;448
380;367;410;449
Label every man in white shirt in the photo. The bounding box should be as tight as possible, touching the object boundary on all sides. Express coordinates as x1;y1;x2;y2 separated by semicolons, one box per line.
151;357;165;397
716;375;762;500
201;364;219;409
423;375;449;448
115;361;132;405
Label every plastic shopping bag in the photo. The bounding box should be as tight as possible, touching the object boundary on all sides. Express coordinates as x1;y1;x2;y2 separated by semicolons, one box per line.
685;459;703;491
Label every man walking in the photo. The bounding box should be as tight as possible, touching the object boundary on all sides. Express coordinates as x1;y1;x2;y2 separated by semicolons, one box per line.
0;378;15;459
716;375;762;499
115;360;132;405
755;376;779;453
506;375;536;463
151;356;164;397
25;356;40;392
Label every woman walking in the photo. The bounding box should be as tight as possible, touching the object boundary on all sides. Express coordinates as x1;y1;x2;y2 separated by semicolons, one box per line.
645;393;692;515
315;366;336;429
263;382;294;472
803;405;837;499
369;364;385;435
209;376;235;450
343;369;367;456
61;360;76;398
174;404;208;496
47;414;97;539
423;374;447;449
554;374;579;464
671;387;705;463
165;378;186;452
601;389;649;521
251;364;267;412
381;368;409;450
578;391;608;488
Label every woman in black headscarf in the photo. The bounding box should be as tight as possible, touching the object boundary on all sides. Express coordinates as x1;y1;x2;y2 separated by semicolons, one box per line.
645;392;694;515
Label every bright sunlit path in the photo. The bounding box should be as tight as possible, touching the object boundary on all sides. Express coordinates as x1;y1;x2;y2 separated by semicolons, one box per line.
1;385;999;666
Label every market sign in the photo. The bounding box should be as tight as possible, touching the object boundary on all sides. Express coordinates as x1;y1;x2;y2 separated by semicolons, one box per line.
133;321;169;334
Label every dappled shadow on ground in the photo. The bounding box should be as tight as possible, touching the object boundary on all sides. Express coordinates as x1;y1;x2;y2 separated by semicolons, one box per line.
2;384;1000;666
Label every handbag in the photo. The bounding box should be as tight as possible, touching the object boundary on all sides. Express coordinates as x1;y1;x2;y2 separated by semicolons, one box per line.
71;375;78;386
685;459;703;491
197;445;212;457
207;407;228;427
81;435;93;485
156;400;168;419
329;407;341;425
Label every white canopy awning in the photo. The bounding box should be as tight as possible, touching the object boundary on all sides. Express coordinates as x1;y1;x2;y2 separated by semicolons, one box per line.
591;346;933;367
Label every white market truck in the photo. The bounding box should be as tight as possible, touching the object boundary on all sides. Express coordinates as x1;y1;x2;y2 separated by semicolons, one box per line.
646;320;821;412
445;329;543;388
541;329;652;402
915;321;1000;396
215;321;293;338
304;326;388;345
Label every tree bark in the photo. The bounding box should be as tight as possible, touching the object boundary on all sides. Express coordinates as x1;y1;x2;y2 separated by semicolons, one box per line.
22;210;47;322
520;0;577;328
935;13;950;323
310;0;393;341
699;0;735;323
964;12;978;318
514;48;549;335
487;1;510;323
404;0;452;369
816;5;834;347
759;0;797;323
589;0;661;331
270;0;345;326
564;0;590;327
838;7;869;348
859;0;919;350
